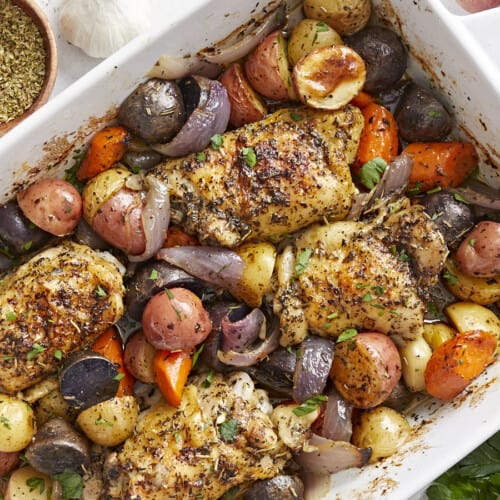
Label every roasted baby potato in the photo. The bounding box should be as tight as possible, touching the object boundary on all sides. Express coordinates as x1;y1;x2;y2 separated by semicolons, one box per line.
5;465;54;500
0;394;36;452
288;19;343;66
303;0;371;35
398;335;433;392
445;302;500;340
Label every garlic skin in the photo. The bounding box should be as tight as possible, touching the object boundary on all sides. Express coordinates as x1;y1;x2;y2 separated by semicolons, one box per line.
59;0;153;58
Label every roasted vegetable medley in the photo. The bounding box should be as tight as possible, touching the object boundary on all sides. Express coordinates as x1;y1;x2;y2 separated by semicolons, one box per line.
0;0;499;498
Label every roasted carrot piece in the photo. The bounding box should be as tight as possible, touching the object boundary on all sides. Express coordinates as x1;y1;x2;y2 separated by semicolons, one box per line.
163;225;199;248
92;326;135;397
153;350;192;407
352;102;399;175
77;126;130;181
404;141;478;192
350;90;376;109
424;330;497;401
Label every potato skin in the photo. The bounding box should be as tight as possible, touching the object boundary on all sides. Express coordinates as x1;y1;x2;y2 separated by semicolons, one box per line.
124;330;157;384
330;332;402;408
17;179;82;237
0;394;36;452
352;406;410;463
5;465;53;500
219;63;267;127
424;330;497;401
76;396;139;447
0;451;20;477
455;221;500;278
304;0;371;35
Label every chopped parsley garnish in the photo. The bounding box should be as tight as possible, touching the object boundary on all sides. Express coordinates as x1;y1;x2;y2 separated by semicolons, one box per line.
469;238;476;247
426;109;442;118
1;415;11;429
64;150;86;192
53;470;84;499
316;21;330;32
372;285;385;296
327;312;339;320
166;289;175;299
149;269;158;281
407;181;423;197
210;134;224;150
21;241;33;252
202;369;214;388
295;248;313;276
443;269;458;285
113;373;125;381
398;249;410;262
362;292;373;302
292;395;328;417
426;186;442;194
5;311;16;321
337;328;358;343
219;418;238;442
454;193;470;204
290;111;303;121
191;344;204;369
27;343;46;361
26;477;45;494
242;147;257;168
222;486;240;500
359;157;387;190
95;285;107;297
196;152;206;161
95;418;113;427
54;349;63;361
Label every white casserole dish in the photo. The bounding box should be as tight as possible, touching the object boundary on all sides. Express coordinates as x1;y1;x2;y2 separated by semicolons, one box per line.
0;0;498;498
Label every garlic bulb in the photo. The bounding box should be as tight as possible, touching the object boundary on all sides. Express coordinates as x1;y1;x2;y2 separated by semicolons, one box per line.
59;0;153;58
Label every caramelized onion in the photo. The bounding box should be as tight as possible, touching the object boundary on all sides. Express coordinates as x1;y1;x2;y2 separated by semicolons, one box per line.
314;387;354;442
217;314;280;367
198;1;285;64
221;307;266;353
128;176;170;262
294;434;371;475
157;246;245;289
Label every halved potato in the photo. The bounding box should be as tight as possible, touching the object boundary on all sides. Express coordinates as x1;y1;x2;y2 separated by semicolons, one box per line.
445;302;500;340
292;45;366;110
423;322;457;350
288;19;343;66
245;30;295;101
219;62;268;127
5;465;53;500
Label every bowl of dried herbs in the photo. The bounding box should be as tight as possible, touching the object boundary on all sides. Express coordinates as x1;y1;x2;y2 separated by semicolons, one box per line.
0;0;58;136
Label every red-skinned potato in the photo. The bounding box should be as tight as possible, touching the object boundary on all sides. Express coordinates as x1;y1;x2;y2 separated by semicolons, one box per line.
330;332;402;409
219;62;268;127
293;45;366;110
17;179;82;236
245;30;295;101
124;330;157;384
455;221;500;278
424;329;497;401
0;451;20;477
142;287;212;352
91;188;146;256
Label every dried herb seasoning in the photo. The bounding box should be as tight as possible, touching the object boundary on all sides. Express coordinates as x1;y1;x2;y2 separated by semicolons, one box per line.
0;0;46;123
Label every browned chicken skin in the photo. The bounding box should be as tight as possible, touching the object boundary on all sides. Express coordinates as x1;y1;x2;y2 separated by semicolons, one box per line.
0;241;124;393
151;105;363;247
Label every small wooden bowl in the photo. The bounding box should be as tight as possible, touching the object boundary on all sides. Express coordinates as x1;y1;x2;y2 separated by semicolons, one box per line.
0;0;58;137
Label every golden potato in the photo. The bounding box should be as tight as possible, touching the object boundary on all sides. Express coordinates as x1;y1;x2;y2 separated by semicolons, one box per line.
76;396;139;447
445;302;500;340
230;241;277;307
0;394;36;452
423;322;456;350
288;19;343;66
443;258;500;305
303;0;371;35
398;335;433;392
5;465;53;500
352;406;411;463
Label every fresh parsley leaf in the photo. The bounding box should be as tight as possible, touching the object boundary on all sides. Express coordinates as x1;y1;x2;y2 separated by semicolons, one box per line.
5;311;16;321
27;343;46;361
196;152;206;161
316;21;330;32
407;181;423;197
222;486;240;500
165;289;174;299
113;373;125;381
53;470;84;499
327;312;339;320
149;269;158;281
360;158;387;190
54;349;63;361
219;418;238;442
427;109;442;118
295;248;313;276
95;285;107;297
1;415;11;429
26;477;45;494
242;147;257;168
454;193;470;204
64;150;86;192
292;395;328;417
443;270;458;285
21;241;33;252
398;249;410;262
202;369;214;388
95;418;113;427
337;328;358;343
191;344;204;369
290;111;303;121
426;186;442;194
210;134;224;150
469;238;476;247
362;292;373;302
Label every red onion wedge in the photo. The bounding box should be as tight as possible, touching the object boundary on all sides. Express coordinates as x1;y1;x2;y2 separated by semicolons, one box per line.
218;314;280;367
198;0;285;64
221;307;266;353
294;434;371;475
153;79;230;157
147;54;221;81
128;176;170;262
157;245;245;289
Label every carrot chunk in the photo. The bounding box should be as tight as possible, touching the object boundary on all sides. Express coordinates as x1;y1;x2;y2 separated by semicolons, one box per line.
153;350;192;407
404;141;478;192
92;326;135;397
77;126;130;181
424;330;497;401
350;90;376;109
352;102;399;176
